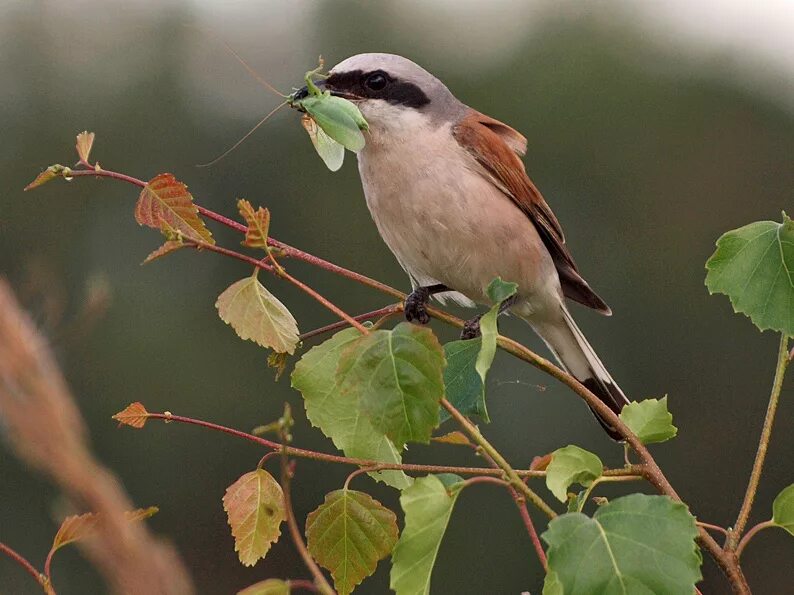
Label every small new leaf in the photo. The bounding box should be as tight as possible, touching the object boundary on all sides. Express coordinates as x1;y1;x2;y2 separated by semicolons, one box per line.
545;445;603;503
338;322;445;449
24;165;65;191
267;351;289;381
441;339;489;423
238;199;271;250
476;278;518;385
112;402;150;429
223;469;286;567
75;131;95;163
135;173;214;245
772;484;794;536
705;213;794;335
431;431;473;446
390;475;463;595
619;397;677;444
50;507;158;557
542;494;702;594
306;489;398;595
216;274;299;354
237;579;290;595
291;328;411;489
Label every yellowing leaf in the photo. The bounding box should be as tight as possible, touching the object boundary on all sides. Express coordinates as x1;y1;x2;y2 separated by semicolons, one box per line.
24;165;63;191
238;199;271;250
134;173;214;244
237;579;290;595
431;431;473;446
112;402;150;429
142;240;184;264
216;274;299;354
75;131;95;163
306;489;398;595
51;507;158;553
223;469;286;567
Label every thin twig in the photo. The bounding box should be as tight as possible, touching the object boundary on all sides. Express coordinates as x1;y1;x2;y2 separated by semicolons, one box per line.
730;334;790;549
299;304;402;341
280;459;335;595
735;520;776;558
0;542;48;593
697;521;730;538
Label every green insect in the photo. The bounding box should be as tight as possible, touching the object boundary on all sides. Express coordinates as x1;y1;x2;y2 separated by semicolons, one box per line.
289;64;369;171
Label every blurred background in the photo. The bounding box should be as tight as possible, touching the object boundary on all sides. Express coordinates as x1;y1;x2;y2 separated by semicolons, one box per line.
1;0;792;593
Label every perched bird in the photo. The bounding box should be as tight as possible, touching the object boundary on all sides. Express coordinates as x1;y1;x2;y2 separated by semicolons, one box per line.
297;53;628;439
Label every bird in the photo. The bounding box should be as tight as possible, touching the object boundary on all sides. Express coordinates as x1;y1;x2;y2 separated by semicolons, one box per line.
296;53;629;439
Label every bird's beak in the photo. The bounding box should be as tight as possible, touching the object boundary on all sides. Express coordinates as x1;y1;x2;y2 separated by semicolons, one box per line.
293;79;360;102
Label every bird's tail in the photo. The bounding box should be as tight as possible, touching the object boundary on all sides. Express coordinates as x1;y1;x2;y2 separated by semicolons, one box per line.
527;305;629;440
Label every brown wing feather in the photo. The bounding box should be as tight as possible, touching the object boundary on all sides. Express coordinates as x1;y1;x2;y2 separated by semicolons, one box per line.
453;110;611;315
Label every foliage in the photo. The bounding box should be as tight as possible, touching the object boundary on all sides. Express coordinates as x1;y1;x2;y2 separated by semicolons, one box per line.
7;129;792;595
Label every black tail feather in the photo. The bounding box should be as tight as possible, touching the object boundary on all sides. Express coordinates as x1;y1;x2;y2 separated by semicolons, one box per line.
582;378;628;441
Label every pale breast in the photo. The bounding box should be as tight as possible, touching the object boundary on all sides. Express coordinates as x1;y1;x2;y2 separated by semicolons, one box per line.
356;121;558;308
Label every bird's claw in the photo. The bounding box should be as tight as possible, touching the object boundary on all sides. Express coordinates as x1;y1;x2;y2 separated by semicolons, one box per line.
404;289;430;325
460;315;482;339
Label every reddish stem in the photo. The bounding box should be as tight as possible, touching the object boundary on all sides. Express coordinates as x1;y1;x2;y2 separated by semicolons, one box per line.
0;542;47;591
299;304;402;341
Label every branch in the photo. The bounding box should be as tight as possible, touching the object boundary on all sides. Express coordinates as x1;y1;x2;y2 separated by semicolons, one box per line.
0;542;50;594
730;334;790;548
280;458;335;595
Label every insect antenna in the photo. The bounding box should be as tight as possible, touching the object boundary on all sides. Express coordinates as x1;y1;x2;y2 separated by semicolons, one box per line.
197;101;287;167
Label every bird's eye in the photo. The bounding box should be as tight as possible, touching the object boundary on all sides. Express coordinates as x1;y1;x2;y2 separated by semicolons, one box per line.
364;72;388;91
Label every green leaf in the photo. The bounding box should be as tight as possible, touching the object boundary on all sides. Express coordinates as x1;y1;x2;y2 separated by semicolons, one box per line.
772;484;794;536
542;494;702;594
237;579;290;595
619;397;677;444
222;469;286;567
542;570;564;595
301;114;345;171
705;213;794;335
545;445;603;503
300;95;366;152
441;339;489;423
339;322;445;449
134;173;214;244
306;489;398;595
216;273;299;355
390;475;463;595
476;278;518;382
291;328;411;489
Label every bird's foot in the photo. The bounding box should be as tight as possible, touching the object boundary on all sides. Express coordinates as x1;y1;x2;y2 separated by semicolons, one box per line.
404;287;430;325
460;315;482;339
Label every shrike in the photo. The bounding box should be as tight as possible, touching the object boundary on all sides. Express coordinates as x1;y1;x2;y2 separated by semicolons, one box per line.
299;53;629;438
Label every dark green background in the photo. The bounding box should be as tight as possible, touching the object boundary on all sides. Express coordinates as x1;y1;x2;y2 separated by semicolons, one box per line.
1;1;792;593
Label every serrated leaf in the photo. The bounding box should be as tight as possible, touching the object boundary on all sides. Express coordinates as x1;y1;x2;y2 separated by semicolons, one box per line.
223;469;285;567
238;199;271;250
338;322;445;449
302;114;345;172
216;273;299;355
390;475;463;595
237;579;290;595
142;240;184;264
75;131;95;163
441;339;489;423
24;165;63;191
134;173;214;244
542;570;564;595
476;278;518;384
431;431;473;446
545;445;603;503
306;489;398;595
619;397;677;444
772;484;794;536
705;213;794;335
291;328;410;489
50;507;158;555
300;95;366;152
112;401;150;428
542;494;702;594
